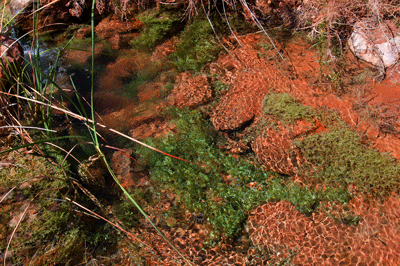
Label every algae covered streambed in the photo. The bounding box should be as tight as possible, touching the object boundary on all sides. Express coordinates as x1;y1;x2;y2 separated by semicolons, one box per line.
2;5;400;265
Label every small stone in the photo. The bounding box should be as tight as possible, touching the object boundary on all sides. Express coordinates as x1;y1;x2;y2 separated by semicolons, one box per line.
0;191;14;203
0;250;12;261
19;182;31;189
8;212;25;228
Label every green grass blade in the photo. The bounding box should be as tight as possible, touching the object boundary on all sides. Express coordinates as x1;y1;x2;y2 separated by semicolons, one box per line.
97;148;194;266
90;0;99;148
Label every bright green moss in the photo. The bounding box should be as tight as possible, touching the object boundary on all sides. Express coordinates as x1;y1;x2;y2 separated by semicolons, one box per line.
171;17;222;72
263;93;316;124
132;10;182;52
138;108;351;238
294;126;400;198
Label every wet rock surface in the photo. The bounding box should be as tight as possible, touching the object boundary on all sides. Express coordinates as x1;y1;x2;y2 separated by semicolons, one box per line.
169;72;212;108
98;33;400;265
251;119;325;176
210;38;291;131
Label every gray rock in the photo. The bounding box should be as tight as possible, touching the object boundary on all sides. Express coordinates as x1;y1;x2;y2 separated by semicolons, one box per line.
7;0;32;16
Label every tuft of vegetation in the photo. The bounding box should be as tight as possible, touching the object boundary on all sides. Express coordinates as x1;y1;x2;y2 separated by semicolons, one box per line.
212;79;230;94
0;145;119;265
257;35;276;59
171;16;223;72
132;10;182;52
138;108;351;238
294;126;400;198
262;93;316;124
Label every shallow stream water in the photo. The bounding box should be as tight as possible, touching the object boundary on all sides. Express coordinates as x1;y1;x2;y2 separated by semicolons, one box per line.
5;7;400;264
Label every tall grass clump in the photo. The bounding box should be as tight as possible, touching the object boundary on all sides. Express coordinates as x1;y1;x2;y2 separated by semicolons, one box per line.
0;2;194;265
0;4;122;264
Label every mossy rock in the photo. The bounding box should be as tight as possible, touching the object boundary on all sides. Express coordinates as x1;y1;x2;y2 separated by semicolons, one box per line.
132;9;183;52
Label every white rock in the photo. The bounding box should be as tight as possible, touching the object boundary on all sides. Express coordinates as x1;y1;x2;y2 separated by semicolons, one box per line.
348;20;400;69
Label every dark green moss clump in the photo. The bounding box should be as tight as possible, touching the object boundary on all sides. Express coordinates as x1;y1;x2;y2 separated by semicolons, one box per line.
262;92;400;198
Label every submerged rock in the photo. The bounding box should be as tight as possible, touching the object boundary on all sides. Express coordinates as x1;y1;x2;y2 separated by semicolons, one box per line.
8;0;31;16
95;14;142;49
169;72;212;108
0;35;24;90
247;197;400;265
